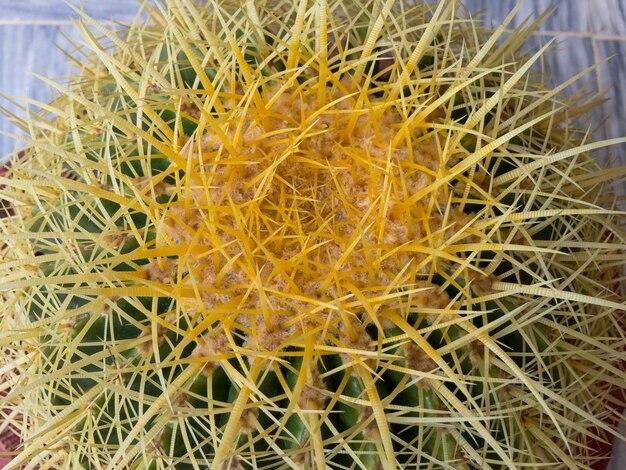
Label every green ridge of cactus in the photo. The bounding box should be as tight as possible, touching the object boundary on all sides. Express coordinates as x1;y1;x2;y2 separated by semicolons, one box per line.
0;1;625;469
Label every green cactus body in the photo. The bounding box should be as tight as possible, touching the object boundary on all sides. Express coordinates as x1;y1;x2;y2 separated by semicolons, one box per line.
1;1;625;469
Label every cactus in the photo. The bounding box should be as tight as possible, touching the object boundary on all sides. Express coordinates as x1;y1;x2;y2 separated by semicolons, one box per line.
1;0;625;468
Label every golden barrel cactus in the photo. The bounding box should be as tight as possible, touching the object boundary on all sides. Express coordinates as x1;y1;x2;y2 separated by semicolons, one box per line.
0;0;624;468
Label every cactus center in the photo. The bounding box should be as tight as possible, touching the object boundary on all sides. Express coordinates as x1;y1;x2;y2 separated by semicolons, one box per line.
151;83;466;330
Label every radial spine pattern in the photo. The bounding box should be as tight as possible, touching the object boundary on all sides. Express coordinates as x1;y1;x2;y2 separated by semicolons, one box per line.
0;1;625;469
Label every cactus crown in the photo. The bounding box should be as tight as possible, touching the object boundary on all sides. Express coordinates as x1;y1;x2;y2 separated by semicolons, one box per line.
1;0;625;469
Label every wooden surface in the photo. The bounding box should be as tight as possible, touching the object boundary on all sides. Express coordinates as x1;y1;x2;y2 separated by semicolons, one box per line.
465;0;626;182
0;1;624;468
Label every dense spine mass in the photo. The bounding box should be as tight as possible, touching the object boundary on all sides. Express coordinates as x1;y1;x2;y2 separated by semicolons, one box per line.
0;1;625;469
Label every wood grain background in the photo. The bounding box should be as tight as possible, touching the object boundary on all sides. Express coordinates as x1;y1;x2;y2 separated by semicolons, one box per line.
0;1;624;468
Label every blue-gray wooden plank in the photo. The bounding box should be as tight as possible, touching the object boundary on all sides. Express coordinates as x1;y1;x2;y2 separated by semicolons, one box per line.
0;0;140;158
589;0;626;36
0;25;81;157
463;0;591;32
598;39;626;170
0;0;139;22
